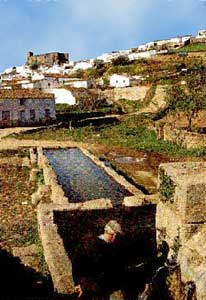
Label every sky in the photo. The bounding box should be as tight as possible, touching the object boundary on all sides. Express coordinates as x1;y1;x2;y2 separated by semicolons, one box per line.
0;0;205;71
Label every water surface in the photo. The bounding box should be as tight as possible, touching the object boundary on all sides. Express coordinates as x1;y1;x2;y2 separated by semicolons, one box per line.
44;148;133;204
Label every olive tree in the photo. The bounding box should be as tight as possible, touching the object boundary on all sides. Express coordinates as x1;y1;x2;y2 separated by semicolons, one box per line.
166;73;206;131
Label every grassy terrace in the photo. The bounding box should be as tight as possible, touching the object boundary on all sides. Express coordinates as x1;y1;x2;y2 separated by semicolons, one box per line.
10;115;206;159
176;43;206;53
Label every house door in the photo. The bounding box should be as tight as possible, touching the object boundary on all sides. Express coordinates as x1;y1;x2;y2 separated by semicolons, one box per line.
20;110;26;125
2;111;11;126
45;109;51;124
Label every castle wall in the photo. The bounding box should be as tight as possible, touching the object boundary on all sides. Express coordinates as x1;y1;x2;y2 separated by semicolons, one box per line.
27;52;69;66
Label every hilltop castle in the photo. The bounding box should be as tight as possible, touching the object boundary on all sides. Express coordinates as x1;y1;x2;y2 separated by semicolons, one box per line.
27;51;69;67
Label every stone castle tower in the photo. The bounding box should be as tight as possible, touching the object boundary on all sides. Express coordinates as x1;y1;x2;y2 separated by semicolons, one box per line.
27;51;69;67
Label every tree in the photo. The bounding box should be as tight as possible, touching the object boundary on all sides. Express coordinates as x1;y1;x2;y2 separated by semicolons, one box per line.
93;59;105;69
111;55;130;66
29;62;39;70
166;72;206;131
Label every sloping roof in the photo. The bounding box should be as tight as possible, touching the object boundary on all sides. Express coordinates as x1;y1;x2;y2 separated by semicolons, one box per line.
0;89;54;99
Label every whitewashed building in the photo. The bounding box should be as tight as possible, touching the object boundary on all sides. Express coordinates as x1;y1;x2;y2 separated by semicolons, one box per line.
196;30;206;39
63;78;93;89
73;60;94;70
110;74;130;88
47;88;76;105
128;50;157;61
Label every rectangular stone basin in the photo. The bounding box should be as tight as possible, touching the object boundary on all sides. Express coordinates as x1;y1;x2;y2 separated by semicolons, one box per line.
43;148;134;205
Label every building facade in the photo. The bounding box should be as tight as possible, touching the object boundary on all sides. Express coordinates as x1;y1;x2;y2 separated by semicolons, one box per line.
0;89;56;127
110;74;130;88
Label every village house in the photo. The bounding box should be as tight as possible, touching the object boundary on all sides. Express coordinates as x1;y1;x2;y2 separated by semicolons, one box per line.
154;35;191;49
47;88;76;105
110;74;131;88
73;60;94;70
196;30;206;39
63;78;94;89
0;89;56;127
128;50;157;61
20;74;72;90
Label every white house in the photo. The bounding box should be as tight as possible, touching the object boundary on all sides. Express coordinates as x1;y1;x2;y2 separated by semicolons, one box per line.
47;88;76;105
73;60;94;70
63;78;93;89
110;74;130;88
128;50;157;61
196;30;206;39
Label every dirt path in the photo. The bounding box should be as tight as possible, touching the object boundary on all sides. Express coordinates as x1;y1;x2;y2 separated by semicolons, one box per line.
0;127;41;139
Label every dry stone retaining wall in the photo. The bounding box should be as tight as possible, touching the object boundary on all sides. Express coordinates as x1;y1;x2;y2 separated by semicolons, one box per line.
157;162;206;300
162;124;206;149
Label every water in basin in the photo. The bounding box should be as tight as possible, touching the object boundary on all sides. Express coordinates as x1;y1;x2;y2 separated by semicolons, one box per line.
44;148;133;204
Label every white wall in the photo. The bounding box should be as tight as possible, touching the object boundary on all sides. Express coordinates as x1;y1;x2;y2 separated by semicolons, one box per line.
73;61;94;70
49;88;76;105
128;50;157;61
110;74;130;88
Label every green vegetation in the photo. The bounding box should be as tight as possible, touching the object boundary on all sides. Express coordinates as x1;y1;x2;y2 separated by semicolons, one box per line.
112;98;142;113
166;71;206;131
36;169;45;185
0;163;38;249
11;115;206;158
176;43;206;53
159;168;176;203
111;55;130;66
29;62;39;70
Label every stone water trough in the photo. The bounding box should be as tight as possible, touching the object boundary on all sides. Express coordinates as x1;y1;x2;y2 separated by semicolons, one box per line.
34;146;157;296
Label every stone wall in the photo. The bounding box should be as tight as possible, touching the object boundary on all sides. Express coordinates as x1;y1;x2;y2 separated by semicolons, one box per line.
156;162;206;300
161;124;206;149
113;86;150;102
101;86;150;102
0;98;56;127
142;85;167;113
27;51;69;66
36;146;157;295
38;200;156;295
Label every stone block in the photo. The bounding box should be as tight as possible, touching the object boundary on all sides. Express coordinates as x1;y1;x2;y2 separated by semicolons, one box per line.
158;162;206;224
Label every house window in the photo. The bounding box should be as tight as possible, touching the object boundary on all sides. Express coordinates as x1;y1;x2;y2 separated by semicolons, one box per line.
45;109;50;119
2;111;10;121
20;99;26;105
30;109;35;121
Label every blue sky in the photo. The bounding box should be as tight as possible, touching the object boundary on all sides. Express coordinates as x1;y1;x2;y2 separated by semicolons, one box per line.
0;0;205;71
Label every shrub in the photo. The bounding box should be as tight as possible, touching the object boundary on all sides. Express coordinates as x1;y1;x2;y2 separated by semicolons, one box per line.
111;55;130;66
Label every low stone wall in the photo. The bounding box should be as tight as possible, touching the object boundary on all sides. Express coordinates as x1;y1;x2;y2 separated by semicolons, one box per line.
38;199;156;295
36;146;157;295
114;86;150;102
157;162;206;300
37;147;68;206
101;86;150;102
37;146;142;206
162;124;206;149
79;147;142;197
